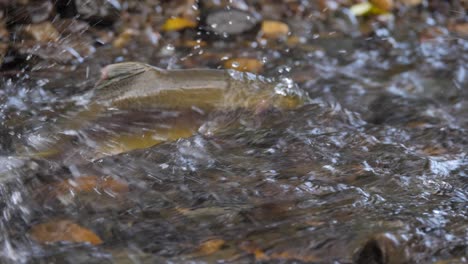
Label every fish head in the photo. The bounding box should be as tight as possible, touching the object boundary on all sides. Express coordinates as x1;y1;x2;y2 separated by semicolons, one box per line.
269;77;308;110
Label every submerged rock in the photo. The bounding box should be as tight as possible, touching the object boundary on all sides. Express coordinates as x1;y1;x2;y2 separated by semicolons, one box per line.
4;0;54;24
55;0;120;25
0;19;7;66
200;7;261;38
354;233;409;264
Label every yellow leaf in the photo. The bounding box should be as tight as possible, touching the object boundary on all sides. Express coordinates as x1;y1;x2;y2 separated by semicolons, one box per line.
350;2;373;16
162;17;197;32
350;2;389;16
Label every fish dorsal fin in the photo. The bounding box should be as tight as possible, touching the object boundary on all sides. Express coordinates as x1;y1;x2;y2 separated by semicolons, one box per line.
96;62;151;88
92;62;167;103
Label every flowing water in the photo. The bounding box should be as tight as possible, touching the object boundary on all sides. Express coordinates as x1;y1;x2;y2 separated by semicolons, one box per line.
0;4;467;264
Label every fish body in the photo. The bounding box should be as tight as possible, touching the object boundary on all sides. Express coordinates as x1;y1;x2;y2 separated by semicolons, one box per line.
17;62;307;160
92;62;304;111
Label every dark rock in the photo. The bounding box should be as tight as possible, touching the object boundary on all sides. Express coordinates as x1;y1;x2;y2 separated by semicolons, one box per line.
0;19;8;66
74;0;121;25
5;0;54;24
54;0;78;18
55;0;120;25
354;233;409;264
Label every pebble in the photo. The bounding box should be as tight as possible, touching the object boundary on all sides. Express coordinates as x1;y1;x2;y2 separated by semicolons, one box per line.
21;21;60;42
260;20;290;39
224;57;263;73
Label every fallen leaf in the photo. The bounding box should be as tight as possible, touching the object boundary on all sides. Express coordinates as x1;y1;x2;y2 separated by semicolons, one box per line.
239;241;319;262
30;219;103;245
419;26;447;42
350;2;374;16
371;0;394;11
224;58;263;73
162;17;197;32
422;146;447;156
350;2;389;16
406;120;431;128
196;238;225;255
260;20;290;39
54;175;129;196
449;22;468;37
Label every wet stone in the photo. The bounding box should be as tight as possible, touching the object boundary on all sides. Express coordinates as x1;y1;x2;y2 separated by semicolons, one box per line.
260;20;290;39
161;0;199;19
13;38;95;64
397;0;422;6
59;0;120;25
198;0;249;10
200;8;261;38
10;20;95;64
21;21;60;42
0;19;7;65
354;233;409;264
223;57;263;73
5;0;54;24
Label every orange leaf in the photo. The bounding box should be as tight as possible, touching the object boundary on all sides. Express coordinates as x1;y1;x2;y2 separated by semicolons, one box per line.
30;219;103;245
54;176;129;196
239;240;320;262
197;238;225;255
